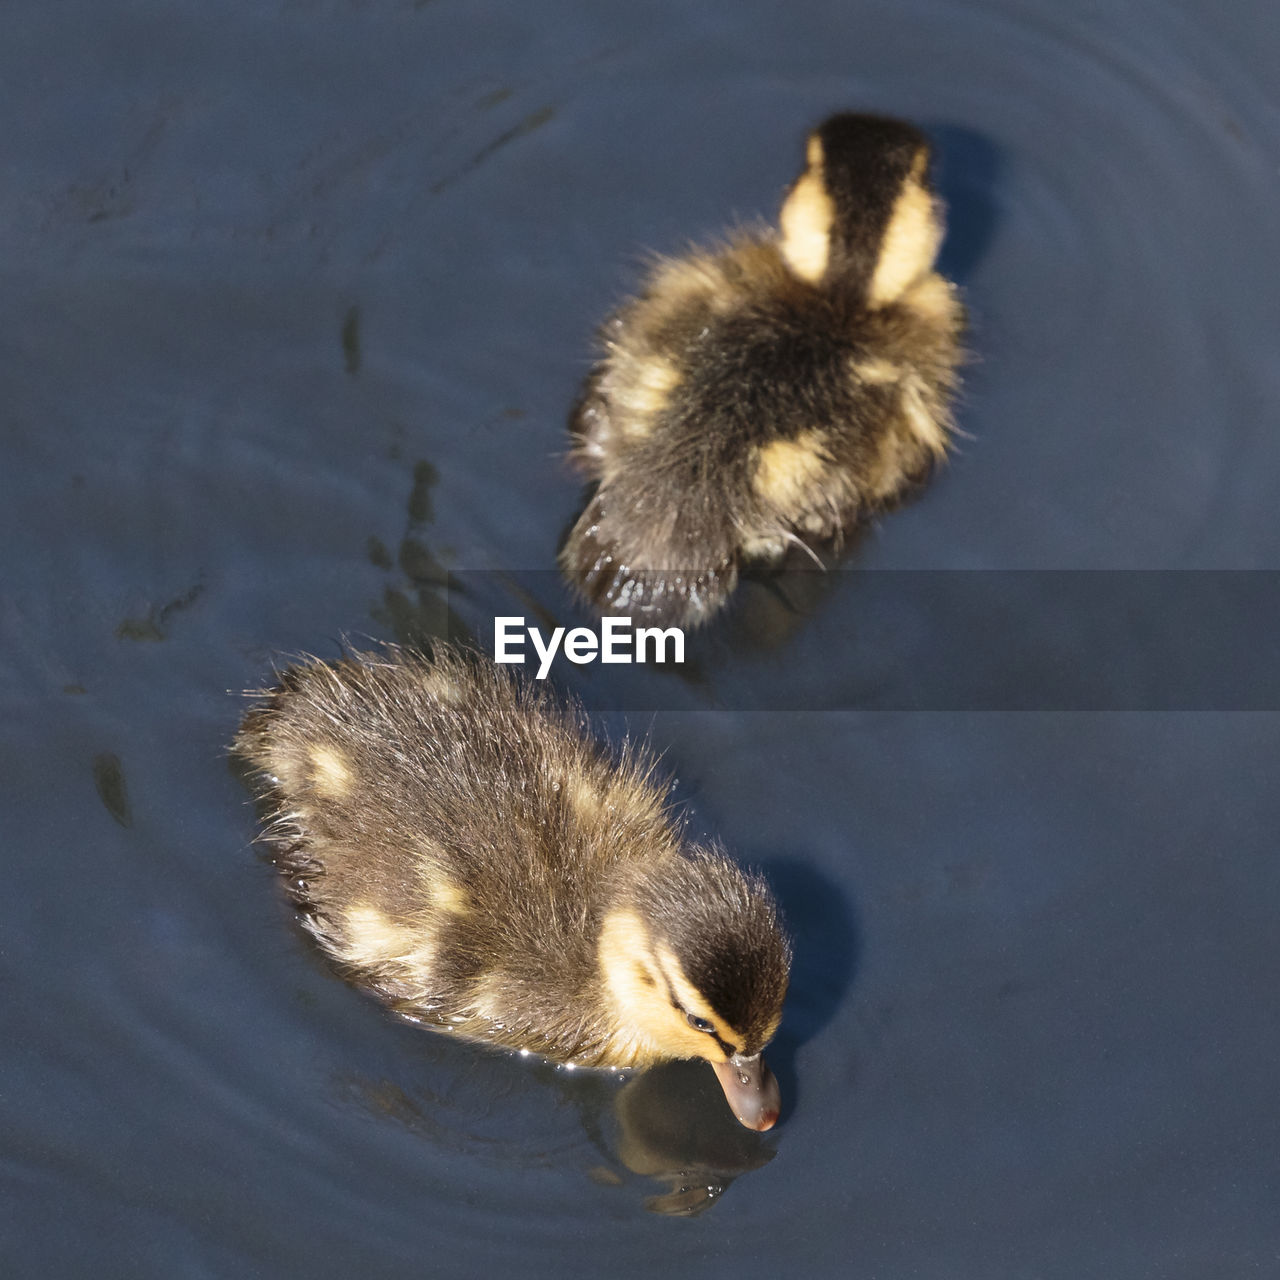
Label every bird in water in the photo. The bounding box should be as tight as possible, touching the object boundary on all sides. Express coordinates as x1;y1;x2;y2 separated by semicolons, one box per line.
561;112;965;627
234;646;791;1130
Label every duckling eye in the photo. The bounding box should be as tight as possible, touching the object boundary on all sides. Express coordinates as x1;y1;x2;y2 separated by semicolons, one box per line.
686;1013;714;1033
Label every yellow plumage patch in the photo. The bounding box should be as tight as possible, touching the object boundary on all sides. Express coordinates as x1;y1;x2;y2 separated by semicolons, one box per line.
902;272;957;324
866;160;943;307
853;355;902;386
752;431;831;511
613;355;682;422
597;909;669;1066
340;903;428;969
899;376;950;457
418;667;463;704
564;770;609;823
779;136;834;283
644;254;727;311
430;876;469;916
564;764;664;831
308;746;352;799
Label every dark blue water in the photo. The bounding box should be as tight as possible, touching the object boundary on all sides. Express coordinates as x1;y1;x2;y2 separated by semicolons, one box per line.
3;1;1278;1275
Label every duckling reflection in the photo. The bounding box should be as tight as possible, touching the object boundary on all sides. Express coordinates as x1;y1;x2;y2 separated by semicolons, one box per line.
234;645;790;1129
610;1059;776;1215
561;113;965;627
335;1055;775;1216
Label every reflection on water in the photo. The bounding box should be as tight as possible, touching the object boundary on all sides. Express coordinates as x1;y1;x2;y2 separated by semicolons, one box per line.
369;457;473;649
611;1061;776;1215
339;1051;778;1216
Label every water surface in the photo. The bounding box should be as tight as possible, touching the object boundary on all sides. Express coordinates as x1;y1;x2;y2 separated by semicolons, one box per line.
2;1;1278;1275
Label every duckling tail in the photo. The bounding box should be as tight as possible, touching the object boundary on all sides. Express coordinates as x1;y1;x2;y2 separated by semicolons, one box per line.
560;489;738;629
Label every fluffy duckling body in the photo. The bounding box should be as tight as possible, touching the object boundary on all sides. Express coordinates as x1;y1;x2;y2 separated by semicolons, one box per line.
561;113;965;626
234;646;791;1130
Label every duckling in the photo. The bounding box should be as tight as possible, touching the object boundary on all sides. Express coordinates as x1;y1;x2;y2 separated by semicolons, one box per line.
233;646;791;1130
561;112;965;626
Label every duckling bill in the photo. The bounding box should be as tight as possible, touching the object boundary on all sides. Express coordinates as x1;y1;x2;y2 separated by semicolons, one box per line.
233;646;791;1130
561;112;965;627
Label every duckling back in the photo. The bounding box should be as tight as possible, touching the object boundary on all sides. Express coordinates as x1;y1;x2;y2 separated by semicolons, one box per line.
234;647;790;1095
237;648;670;1053
561;113;965;627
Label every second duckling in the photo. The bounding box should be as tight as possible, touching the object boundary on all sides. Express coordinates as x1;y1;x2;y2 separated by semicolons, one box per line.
234;646;791;1130
561;112;965;627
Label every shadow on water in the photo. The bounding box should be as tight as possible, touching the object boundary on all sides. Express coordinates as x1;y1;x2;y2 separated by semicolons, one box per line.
755;857;860;1125
927;125;1003;288
93;752;134;828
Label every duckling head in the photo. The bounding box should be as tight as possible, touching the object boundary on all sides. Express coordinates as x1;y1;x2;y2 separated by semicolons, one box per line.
779;113;944;307
599;848;791;1130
